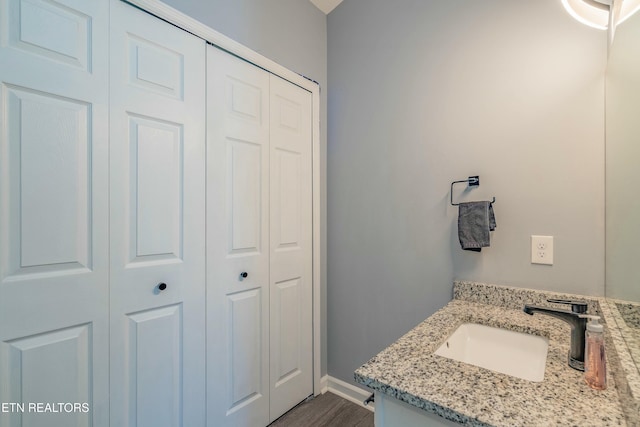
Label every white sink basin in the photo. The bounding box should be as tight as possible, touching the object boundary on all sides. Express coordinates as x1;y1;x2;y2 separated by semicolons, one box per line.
434;323;549;382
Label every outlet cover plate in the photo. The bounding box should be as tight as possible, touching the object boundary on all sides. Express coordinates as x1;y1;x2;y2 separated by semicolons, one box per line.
531;235;553;265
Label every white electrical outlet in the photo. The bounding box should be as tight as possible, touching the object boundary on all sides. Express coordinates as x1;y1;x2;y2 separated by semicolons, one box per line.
531;235;553;265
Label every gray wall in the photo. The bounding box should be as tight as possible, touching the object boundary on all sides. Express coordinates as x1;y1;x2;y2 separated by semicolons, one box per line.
163;0;328;374
327;0;607;384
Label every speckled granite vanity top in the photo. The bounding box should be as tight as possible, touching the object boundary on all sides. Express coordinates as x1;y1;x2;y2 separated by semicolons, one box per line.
354;282;632;426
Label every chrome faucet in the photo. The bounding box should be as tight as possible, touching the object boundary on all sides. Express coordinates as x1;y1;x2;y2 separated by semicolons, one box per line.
523;299;588;371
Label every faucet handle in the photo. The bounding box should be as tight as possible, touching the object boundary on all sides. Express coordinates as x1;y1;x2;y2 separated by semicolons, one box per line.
547;298;588;314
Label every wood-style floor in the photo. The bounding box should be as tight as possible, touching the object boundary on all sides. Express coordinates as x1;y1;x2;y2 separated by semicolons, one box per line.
269;392;374;427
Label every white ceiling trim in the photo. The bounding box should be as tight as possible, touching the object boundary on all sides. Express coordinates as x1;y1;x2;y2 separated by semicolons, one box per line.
310;0;344;15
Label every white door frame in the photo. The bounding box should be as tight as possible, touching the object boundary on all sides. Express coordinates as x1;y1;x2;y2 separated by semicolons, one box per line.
122;0;323;397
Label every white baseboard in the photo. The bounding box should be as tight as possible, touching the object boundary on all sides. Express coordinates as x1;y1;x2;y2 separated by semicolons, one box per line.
324;375;374;412
320;375;329;394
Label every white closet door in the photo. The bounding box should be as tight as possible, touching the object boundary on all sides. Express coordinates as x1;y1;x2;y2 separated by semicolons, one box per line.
206;44;271;427
269;75;313;422
0;0;109;426
109;1;206;426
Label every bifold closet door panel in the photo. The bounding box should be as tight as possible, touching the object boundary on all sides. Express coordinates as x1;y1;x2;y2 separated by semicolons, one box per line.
109;1;206;426
206;44;271;427
0;0;110;426
269;74;314;423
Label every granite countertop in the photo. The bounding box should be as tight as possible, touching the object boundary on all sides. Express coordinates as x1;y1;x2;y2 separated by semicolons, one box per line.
602;299;640;425
354;283;629;427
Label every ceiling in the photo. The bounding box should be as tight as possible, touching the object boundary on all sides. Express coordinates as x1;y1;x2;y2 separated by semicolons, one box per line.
309;0;344;14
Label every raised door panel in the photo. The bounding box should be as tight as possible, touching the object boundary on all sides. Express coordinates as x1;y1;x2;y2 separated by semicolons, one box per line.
2;86;91;279
272;278;302;387
226;289;263;413
125;305;183;427
109;1;206;426
2;0;90;70
0;1;109;426
127;115;184;264
269;75;313;423
229;139;264;255
272;149;303;251
127;35;183;99
1;325;92;427
206;44;270;427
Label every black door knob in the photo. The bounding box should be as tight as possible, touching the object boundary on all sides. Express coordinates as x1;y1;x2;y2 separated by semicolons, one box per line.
158;283;167;291
240;272;248;278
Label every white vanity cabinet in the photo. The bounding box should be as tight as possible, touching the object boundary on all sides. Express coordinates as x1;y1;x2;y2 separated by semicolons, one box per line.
374;393;463;427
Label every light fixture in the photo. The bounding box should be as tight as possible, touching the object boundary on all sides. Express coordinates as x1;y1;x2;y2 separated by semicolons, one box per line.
561;0;611;30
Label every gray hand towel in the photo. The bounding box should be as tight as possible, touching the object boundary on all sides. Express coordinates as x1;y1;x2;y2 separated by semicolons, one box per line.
458;201;496;252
